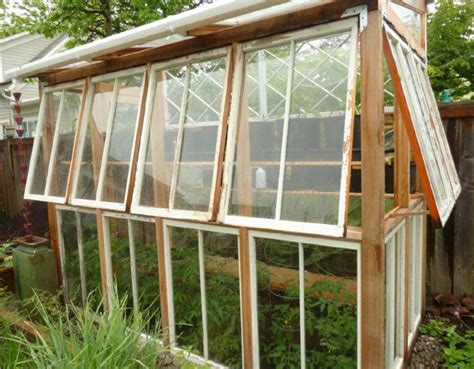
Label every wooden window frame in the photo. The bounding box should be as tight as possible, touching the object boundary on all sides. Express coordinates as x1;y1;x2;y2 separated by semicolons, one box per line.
70;66;147;211
131;47;232;222
384;24;461;226
25;80;86;204
247;229;361;369
219;17;359;238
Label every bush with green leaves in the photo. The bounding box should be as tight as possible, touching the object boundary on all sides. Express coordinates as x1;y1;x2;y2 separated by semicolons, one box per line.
419;318;474;369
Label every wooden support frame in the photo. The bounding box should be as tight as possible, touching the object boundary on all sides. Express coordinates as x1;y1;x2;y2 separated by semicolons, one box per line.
360;9;386;369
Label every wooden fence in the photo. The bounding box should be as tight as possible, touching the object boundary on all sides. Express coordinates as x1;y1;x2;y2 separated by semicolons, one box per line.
428;101;474;295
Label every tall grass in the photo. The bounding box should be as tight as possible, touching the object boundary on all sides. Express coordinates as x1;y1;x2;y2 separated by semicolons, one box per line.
0;289;164;369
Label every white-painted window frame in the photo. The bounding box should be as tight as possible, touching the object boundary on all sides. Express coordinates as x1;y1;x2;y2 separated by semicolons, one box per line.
70;66;147;212
56;204;97;306
248;229;361;369
384;24;461;226
219;17;360;238
162;219;241;369
130;47;231;222
25;80;86;204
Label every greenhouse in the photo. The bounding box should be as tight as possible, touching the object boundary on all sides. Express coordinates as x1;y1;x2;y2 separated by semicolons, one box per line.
5;1;460;368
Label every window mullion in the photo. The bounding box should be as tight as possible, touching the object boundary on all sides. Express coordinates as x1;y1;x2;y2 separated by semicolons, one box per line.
169;65;191;209
198;230;209;360
96;78;120;202
275;40;296;220
44;89;66;196
299;242;306;369
128;219;139;310
56;209;69;301
75;212;87;306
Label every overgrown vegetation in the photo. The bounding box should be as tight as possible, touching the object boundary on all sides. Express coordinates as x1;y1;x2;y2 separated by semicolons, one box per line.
0;287;164;369
419;318;474;369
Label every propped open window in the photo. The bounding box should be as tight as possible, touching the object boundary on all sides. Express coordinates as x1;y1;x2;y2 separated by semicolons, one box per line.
220;18;359;237
383;24;461;226
71;67;146;211
131;48;231;220
25;81;85;203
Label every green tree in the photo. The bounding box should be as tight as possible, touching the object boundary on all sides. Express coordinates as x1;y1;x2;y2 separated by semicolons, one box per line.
1;0;197;47
427;0;474;100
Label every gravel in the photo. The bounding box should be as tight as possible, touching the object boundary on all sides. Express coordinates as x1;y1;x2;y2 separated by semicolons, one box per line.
408;334;444;369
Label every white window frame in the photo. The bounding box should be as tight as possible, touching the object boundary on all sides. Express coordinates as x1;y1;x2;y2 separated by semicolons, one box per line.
248;229;361;369
162;219;241;369
25;80;86;203
219;18;360;238
131;47;231;222
101;211;155;309
56;204;97;307
70;66;147;211
384;24;461;226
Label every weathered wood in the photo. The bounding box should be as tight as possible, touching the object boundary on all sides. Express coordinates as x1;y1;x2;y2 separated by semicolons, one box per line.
390;0;426;14
438;101;474;119
96;209;109;309
360;9;386;369
239;227;253;369
42;0;377;86
155;217;170;346
394;94;410;208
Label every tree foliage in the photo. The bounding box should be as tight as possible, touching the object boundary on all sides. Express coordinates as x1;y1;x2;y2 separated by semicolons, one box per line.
427;0;474;100
1;0;197;48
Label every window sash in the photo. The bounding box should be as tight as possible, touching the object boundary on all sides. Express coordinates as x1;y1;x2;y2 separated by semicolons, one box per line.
220;18;359;237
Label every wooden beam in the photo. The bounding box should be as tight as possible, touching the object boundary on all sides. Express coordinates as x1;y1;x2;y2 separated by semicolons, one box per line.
186;24;230;36
438;101;474;119
394;94;410;208
390;0;426;14
239;227;253;369
96;209;109;309
155;217;170;346
360;9;386;369
42;0;377;86
92;47;151;61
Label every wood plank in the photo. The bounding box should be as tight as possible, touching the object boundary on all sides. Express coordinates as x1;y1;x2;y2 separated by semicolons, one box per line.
92;47;151;61
96;209;109;309
360;9;386;369
155;217;170;346
394;93;410;208
210;45;235;221
187;24;230;36
239;227;253;369
438;101;474;119
42;0;378;86
383;30;442;225
390;0;426;14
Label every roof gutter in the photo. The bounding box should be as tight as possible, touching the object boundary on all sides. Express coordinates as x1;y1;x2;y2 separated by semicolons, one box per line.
4;0;285;81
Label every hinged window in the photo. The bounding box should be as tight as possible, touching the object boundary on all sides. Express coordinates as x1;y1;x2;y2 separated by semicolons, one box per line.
384;24;461;226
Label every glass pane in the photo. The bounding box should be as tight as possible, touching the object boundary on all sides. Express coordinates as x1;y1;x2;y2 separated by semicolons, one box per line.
170;227;203;354
281;32;352;225
30;91;61;195
255;238;301;368
389;2;422;44
230;46;291;218
49;87;83;197
101;74;144;203
138;68;183;208
75;80;114;200
108;217;133;310
59;210;82;306
132;220;161;328
80;212;102;308
303;244;357;368
174;58;226;211
203;232;241;367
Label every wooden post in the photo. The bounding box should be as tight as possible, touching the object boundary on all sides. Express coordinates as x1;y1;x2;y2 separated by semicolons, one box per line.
394;94;410;208
360;9;386;369
155;217;170;345
239;227;253;368
96;209;110;309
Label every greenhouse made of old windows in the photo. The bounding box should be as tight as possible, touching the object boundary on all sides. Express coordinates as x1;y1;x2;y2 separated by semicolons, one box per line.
6;1;460;368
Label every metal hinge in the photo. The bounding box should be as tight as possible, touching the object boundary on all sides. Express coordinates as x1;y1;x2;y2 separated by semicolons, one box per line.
342;4;368;33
